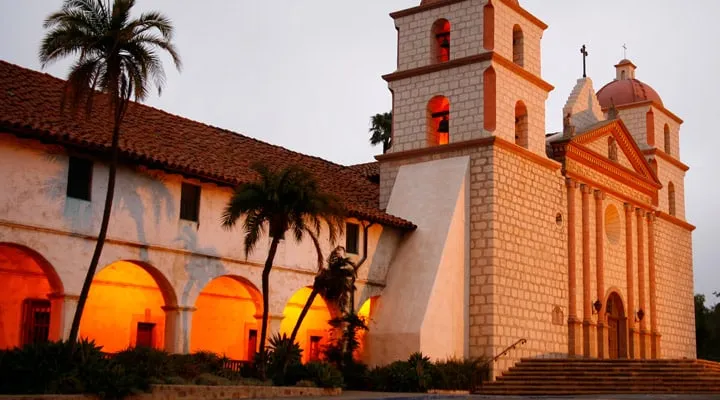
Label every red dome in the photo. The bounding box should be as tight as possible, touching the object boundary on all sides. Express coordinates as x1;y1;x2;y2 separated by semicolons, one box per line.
597;78;663;109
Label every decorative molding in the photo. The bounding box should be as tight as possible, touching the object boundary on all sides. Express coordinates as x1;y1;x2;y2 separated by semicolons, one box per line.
566;171;652;209
494;137;561;170
643;148;690;172
655;211;696;231
602;100;683;124
389;0;468;19
498;0;548;30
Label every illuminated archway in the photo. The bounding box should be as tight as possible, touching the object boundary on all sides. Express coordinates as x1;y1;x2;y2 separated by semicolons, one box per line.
0;243;63;349
280;287;333;363
427;95;450;146
191;276;262;360
79;261;176;353
431;19;451;64
355;296;378;360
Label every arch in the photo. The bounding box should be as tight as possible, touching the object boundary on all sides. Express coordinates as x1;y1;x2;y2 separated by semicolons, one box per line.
356;296;378;361
621;70;626;80
483;2;495;50
604;289;628;359
514;101;528;148
431;19;451;64
608;136;618;162
427;95;450;146
668;182;676;216
512;25;524;66
191;275;262;360
484;67;496;131
663;124;671;155
79;260;177;353
0;243;64;349
280;287;333;363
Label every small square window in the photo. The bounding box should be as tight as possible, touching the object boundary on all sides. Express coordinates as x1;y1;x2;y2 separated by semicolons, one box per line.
67;156;93;201
180;183;201;222
345;222;360;254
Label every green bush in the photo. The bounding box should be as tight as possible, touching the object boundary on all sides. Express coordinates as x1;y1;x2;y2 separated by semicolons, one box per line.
193;373;232;386
164;376;187;385
430;358;489;392
304;361;344;388
339;360;369;390
295;380;317;388
266;334;305;386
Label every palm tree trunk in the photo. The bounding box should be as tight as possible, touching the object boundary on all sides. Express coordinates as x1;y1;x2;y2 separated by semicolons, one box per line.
259;236;281;356
67;111;123;347
289;288;319;344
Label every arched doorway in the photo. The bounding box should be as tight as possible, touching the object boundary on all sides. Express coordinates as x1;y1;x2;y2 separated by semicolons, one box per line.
605;291;627;359
79;261;176;353
191;276;262;360
0;243;63;349
281;287;333;363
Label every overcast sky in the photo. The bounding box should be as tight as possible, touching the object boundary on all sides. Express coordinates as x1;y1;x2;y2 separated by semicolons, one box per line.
0;1;717;302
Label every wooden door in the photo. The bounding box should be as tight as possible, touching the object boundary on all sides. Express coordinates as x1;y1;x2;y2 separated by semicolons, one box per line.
247;329;257;361
608;317;619;359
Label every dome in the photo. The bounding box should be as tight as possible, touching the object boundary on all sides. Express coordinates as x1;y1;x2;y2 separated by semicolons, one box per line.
596;59;663;109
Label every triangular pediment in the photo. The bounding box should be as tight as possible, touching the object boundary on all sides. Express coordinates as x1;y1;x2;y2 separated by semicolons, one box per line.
565;119;662;195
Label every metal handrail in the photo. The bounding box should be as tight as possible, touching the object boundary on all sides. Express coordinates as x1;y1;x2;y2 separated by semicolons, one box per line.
491;338;527;363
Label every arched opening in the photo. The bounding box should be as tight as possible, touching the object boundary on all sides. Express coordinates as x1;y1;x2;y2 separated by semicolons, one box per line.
621;70;626;80
668;182;676;216
280;287;333;363
431;19;451;64
605;291;627;359
0;243;63;349
608;136;618;162
79;261;177;353
484;67;496;131
512;25;524;66
355;296;378;360
191;276;262;361
427;96;450;146
664;124;671;155
514;101;528;148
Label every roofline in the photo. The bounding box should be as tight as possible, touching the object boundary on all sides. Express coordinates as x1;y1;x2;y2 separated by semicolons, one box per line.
601;100;684;124
389;0;548;30
642;148;690;172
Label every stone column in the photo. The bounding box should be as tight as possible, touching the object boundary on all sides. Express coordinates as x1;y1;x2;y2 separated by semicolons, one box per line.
566;178;581;356
594;190;607;359
647;212;660;359
636;209;647;359
162;306;195;354
581;184;596;357
624;203;636;359
48;293;79;341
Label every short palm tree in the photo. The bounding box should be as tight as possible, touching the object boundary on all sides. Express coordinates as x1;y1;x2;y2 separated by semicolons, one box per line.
369;112;392;153
290;246;356;344
39;0;181;346
222;163;345;357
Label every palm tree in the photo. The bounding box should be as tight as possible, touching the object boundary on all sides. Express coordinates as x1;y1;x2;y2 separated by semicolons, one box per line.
290;246;356;344
39;0;181;346
369;112;392;153
222;163;345;357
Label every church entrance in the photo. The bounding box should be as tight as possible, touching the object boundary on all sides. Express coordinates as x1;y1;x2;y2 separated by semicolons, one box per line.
606;292;627;359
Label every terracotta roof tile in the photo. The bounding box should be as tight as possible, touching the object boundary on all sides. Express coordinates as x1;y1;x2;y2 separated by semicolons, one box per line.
0;60;415;230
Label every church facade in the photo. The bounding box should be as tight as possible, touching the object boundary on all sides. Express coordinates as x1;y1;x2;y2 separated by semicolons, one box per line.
0;0;694;377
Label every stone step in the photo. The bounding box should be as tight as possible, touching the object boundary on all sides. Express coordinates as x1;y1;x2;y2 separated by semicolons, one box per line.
497;375;720;382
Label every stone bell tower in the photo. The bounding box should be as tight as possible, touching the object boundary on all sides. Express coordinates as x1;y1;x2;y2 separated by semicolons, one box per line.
371;0;568;373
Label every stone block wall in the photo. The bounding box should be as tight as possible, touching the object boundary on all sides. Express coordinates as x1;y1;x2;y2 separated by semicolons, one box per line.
651;107;682;157
492;0;543;76
654;157;687;220
615;106;651;150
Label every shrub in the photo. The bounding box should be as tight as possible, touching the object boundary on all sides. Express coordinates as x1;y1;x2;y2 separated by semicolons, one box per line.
164;376;187;385
113;346;173;382
295;380;317;388
305;361;344;388
430;358;489;392
171;351;226;380
266;334;305;386
340;360;369;390
193;373;232;386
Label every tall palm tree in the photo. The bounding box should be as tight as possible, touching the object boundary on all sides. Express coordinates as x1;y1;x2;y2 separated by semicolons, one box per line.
369;112;392;153
39;0;181;346
289;246;356;344
222;163;345;357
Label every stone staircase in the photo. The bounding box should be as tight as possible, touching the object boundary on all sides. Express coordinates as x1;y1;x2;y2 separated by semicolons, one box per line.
477;358;720;395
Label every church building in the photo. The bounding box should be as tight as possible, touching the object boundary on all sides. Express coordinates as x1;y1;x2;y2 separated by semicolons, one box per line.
0;0;695;377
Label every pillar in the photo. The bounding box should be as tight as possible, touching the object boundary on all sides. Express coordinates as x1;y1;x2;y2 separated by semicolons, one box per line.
162;306;195;354
624;203;636;359
636;209;648;359
48;293;79;341
647;212;660;358
594;190;607;359
581;184;596;357
566;179;581;356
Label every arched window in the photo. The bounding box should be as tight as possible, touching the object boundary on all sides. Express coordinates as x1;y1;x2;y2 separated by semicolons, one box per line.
668;182;676;216
621;70;626;80
431;19;451;64
664;124;671;155
427;96;450;146
608;137;618;162
514;101;528;148
512;25;524;67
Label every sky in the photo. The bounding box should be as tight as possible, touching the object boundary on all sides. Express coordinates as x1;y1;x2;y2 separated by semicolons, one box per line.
0;1;717;302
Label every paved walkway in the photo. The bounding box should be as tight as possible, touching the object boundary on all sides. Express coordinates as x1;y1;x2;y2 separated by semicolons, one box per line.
257;392;720;400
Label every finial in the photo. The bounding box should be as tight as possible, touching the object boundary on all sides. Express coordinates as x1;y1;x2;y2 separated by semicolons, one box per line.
580;45;589;78
563;112;576;138
608;98;618;120
622;43;628;59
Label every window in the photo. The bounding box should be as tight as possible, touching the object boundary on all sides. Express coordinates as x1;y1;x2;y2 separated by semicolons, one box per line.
514;101;528;148
309;336;322;362
427;96;450;146
664;124;671;155
668;182;676;216
608;137;618;162
67;156;93;201
180;183;201;222
21;299;51;346
136;322;155;348
346;222;360;254
247;329;258;361
431;19;451;64
512;25;524;67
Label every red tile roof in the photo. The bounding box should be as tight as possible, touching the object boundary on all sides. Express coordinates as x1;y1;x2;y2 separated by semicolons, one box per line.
348;161;379;180
0;60;415;230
